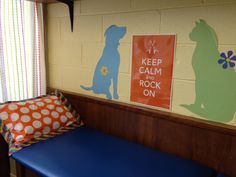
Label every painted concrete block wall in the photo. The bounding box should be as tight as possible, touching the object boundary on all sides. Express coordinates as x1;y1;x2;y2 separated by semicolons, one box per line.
46;0;236;125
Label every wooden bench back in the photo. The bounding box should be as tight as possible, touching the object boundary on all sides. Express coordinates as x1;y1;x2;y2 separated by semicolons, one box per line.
62;90;236;177
1;89;236;177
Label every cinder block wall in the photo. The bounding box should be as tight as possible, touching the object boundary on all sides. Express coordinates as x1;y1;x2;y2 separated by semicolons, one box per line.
46;0;236;124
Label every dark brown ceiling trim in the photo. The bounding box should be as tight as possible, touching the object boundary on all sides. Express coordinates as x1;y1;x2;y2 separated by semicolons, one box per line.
25;0;74;32
57;0;74;32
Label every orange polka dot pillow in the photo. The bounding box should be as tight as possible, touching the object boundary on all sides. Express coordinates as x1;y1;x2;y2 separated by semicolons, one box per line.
0;90;83;155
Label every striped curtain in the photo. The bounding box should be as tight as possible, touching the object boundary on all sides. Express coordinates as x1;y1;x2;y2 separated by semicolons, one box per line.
0;0;45;103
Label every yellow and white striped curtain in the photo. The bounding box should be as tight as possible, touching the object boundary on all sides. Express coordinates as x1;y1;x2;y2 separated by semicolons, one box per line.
0;0;45;102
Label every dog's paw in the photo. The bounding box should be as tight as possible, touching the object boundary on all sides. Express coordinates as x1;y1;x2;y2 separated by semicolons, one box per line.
106;93;112;100
113;94;119;100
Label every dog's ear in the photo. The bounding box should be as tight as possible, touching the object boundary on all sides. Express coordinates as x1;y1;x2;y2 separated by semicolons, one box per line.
105;25;116;36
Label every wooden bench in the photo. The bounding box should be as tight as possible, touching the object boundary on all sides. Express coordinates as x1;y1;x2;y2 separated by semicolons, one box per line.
1;90;236;177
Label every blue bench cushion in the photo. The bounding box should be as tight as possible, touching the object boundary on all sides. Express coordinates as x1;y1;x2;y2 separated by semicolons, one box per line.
13;127;221;177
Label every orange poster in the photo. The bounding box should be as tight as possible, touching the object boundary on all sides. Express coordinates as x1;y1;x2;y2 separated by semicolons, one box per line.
130;35;176;109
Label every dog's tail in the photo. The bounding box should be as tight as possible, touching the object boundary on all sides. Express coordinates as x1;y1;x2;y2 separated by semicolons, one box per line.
80;85;93;91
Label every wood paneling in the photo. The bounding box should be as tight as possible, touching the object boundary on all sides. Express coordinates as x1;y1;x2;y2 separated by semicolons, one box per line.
0;134;10;177
16;163;41;177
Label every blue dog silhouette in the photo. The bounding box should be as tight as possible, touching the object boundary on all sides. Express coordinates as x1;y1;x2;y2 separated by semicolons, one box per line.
81;25;127;100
